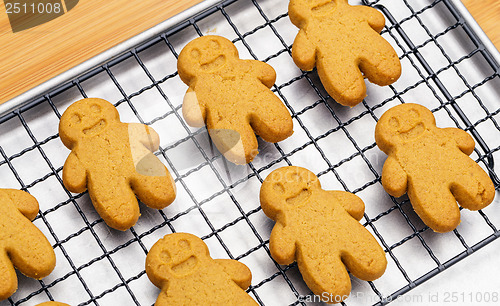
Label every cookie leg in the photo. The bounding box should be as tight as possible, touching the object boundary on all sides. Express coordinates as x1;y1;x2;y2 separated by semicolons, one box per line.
359;48;401;86
207;120;258;164
130;172;176;210
316;58;366;107
7;230;55;279
250;92;293;143
297;252;351;303
408;184;461;233
342;227;387;281
0;252;17;300
451;163;495;211
88;177;140;231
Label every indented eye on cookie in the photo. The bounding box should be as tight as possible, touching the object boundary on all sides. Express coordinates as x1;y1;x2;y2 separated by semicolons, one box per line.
178;239;191;250
389;117;399;129
70;113;82;124
387;111;424;140
201;55;226;71
408;108;420;120
286;188;311;205
209;39;221;50
90;104;101;113
284;171;301;184
191;48;201;60
273;182;285;194
160;250;172;263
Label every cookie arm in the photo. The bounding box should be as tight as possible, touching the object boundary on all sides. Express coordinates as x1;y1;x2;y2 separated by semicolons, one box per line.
381;156;408;197
182;86;207;128
214;259;252;289
249;60;276;88
327;190;365;221
291;30;316;71
0;251;17;300
62;152;88;193
269;222;296;265
356;5;385;33
3;189;39;221
128;123;160;152
443;127;475;156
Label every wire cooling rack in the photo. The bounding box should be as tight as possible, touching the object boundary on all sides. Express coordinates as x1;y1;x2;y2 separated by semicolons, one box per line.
0;0;499;305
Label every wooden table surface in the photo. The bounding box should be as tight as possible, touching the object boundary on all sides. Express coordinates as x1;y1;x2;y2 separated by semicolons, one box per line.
0;0;204;104
0;0;498;105
462;0;500;49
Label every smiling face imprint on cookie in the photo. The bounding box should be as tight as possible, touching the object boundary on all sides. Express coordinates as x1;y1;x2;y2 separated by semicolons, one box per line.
156;234;208;278
59;98;119;147
388;108;425;141
376;104;436;148
274;172;312;207
183;36;238;75
265;167;321;210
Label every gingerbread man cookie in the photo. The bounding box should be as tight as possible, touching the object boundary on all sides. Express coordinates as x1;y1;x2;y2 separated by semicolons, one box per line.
289;0;401;106
0;189;56;300
145;232;257;305
260;166;387;303
36;302;70;306
375;103;495;233
59;98;176;231
178;35;293;164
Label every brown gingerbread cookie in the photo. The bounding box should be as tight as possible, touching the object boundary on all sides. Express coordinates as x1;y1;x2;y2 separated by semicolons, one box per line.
289;0;401;106
36;302;70;306
145;232;257;305
59;98;176;231
178;35;293;164
0;189;56;300
375;103;496;233
260;166;387;303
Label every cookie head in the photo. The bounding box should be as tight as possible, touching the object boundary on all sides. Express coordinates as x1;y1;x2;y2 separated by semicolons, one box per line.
375;103;435;152
178;35;238;82
59;98;119;148
289;0;346;23
146;233;209;287
260;166;320;218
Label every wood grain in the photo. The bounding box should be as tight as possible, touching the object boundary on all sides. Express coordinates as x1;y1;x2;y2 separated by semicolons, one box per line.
0;0;203;104
0;0;498;104
462;0;500;50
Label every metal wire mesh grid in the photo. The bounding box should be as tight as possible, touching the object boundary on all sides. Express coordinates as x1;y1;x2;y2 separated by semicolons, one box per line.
0;0;499;305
